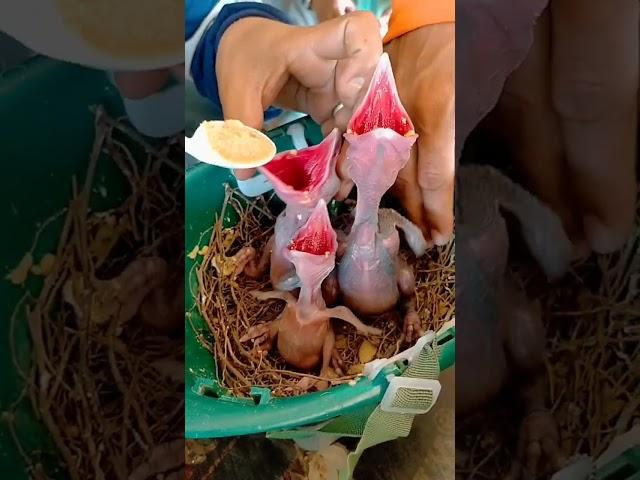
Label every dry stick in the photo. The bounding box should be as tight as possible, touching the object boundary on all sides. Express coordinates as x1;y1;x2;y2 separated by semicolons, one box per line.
28;208;68;254
111;138;140;182
30;206;75;371
75;376;106;480
8;109;183;479
196;188;454;397
47;334;77;402
107;320;152;453
261;369;355;382
9;293;31;380
74;119;108;479
97;111;181;174
1;412;37;474
468;444;500;480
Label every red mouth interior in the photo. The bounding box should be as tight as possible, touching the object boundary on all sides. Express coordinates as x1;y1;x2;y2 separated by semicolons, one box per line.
263;147;326;192
289;221;335;256
349;70;412;136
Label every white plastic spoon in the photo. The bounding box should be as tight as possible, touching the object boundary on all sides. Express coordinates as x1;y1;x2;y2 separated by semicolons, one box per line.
184;120;277;170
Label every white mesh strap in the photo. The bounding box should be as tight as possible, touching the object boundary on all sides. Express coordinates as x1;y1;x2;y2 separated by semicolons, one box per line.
265;339;442;480
380;376;441;415
339;343;441;480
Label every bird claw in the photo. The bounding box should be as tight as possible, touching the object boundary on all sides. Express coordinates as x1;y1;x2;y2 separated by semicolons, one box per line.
331;348;345;376
402;311;423;344
231;247;258;278
296;376;329;392
505;409;565;480
239;322;275;354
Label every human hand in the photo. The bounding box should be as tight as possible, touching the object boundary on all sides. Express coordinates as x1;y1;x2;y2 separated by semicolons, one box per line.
487;2;638;254
215;11;382;180
310;0;356;23
383;23;455;246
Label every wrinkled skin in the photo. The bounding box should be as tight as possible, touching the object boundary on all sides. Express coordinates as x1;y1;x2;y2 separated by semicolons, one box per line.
218;11;383;180
139;272;183;335
336;23;456;246
337;53;428;344
240;200;380;389
456;164;571;478
338;208;427;344
235;129;341;293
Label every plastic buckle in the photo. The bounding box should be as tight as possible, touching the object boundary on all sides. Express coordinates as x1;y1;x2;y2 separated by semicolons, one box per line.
380;376;441;415
286;123;309;150
364;332;435;380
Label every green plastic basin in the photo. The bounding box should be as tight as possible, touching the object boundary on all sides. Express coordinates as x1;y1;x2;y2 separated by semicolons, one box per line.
184;117;455;439
0;56;136;478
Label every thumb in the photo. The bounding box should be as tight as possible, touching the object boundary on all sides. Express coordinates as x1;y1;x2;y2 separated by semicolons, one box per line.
219;85;265;131
219;84;265;181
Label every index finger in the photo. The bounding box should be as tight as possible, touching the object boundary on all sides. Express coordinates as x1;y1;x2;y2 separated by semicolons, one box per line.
414;30;455;245
216;18;270;181
416;129;455;246
551;0;638;253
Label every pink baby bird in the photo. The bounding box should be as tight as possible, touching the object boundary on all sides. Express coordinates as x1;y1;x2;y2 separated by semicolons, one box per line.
338;53;428;344
234;129;341;294
241;199;380;384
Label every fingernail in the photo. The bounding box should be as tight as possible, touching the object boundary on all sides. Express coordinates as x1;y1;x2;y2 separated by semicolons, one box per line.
419;226;432;245
583;215;627;254
570;238;591;263
431;230;450;247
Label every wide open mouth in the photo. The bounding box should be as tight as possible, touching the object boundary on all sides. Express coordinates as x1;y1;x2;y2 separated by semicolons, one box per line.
261;129;339;194
288;199;337;256
348;53;414;137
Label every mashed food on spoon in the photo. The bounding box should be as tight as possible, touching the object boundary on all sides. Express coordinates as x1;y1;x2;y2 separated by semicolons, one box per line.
203;119;276;167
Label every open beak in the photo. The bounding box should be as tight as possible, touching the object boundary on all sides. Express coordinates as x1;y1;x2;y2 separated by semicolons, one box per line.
344;53;418;192
259;129;340;207
287;199;337;287
347;52;415;137
289;199;337;256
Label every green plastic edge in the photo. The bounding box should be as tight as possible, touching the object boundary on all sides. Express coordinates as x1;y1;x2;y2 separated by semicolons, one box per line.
0;56;132;478
184;118;455;438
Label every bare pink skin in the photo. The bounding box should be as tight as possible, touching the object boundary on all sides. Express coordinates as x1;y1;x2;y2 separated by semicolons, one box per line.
240;200;380;388
234;129;341;292
338;53;427;344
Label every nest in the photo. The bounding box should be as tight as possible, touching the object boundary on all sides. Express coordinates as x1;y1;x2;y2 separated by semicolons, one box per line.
191;186;455;398
456;200;640;478
6;108;184;480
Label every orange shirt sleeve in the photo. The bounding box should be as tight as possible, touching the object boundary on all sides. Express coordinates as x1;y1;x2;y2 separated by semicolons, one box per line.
383;0;455;44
